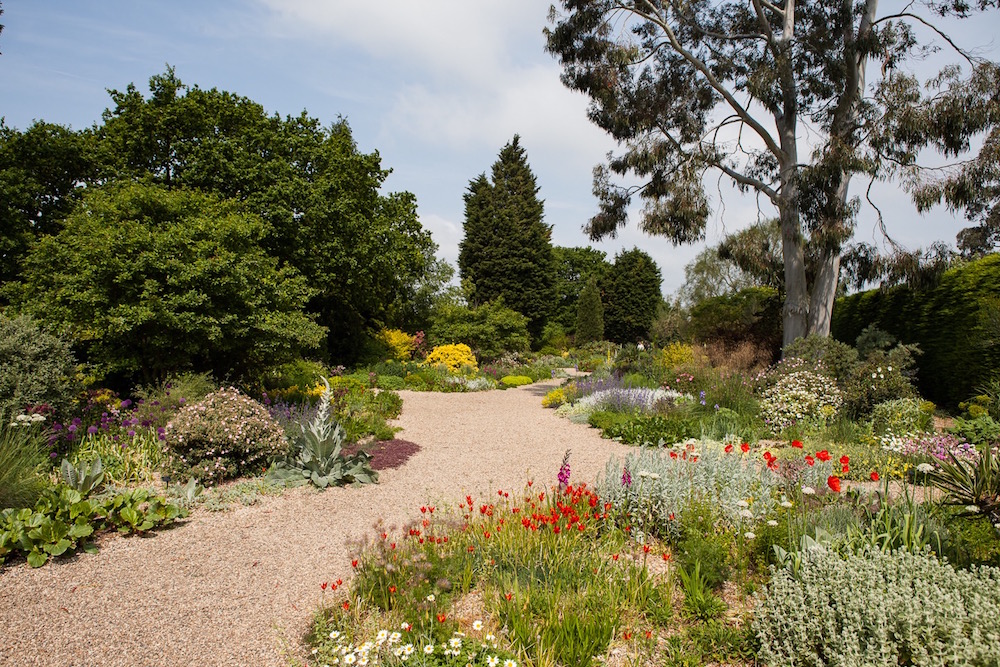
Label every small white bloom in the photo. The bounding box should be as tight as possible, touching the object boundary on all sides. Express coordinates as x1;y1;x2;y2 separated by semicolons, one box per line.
802;486;816;496
450;638;462;649
504;660;517;667
739;509;753;519
487;656;500;667
736;500;749;508
485;633;496;643
402;645;414;656
330;631;341;640
780;500;794;508
424;644;435;655
342;655;356;666
744;532;756;540
426;594;435;602
376;630;388;643
389;632;402;644
966;505;981;513
767;520;779;527
916;463;935;474
648;473;660;480
472;620;484;631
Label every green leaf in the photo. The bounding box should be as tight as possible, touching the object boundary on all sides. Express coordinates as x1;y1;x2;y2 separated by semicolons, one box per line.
26;550;48;568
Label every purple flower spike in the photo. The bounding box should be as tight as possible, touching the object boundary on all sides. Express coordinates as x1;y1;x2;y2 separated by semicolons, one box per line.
557;450;572;489
622;465;632;487
87;425;99;435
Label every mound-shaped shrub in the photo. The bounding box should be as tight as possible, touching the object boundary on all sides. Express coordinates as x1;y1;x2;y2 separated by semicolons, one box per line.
0;314;79;417
759;370;843;435
500;375;533;387
754;547;1000;666
424;344;478;374
163;387;289;485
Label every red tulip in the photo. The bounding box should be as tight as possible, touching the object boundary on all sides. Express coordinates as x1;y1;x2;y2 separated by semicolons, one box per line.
870;471;880;482
817;450;831;462
437;613;447;623
840;455;850;465
741;442;750;453
791;440;803;449
827;475;841;492
725;443;734;453
805;455;815;466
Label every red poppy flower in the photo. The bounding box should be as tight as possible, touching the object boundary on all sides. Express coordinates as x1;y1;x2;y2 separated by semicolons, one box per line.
817;450;831;462
839;455;850;465
342;601;350;611
805;455;815;466
437;613;447;623
870;471;880;482
389;585;397;593
643;544;651;553
504;592;513;601
827;475;841;492
725;443;734;453
791;440;803;449
351;559;359;568
662;553;671;561
741;442;750;453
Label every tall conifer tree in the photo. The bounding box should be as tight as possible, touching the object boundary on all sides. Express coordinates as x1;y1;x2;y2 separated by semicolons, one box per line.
575;276;604;344
603;248;662;344
458;136;556;342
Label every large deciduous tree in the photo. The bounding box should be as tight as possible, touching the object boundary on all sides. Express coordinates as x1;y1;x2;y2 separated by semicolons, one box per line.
546;0;1000;348
4;183;325;384
95;68;436;358
458;136;557;342
603;248;662;343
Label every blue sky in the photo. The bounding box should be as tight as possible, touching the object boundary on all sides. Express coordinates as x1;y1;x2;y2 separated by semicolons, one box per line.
2;1;997;296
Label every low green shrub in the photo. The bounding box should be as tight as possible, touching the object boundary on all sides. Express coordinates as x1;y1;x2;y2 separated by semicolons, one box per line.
374;375;406;391
69;431;163;486
754;547;1000;666
785;334;859;386
841;345;921;419
0;314;79;418
0;485;185;568
162;387;289;485
675;501;731;590
604;414;698;446
587;410;633;434
499;375;533;387
948;416;1000;447
869;398;935;436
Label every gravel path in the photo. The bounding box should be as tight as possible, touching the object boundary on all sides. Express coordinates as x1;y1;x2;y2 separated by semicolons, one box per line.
0;379;633;667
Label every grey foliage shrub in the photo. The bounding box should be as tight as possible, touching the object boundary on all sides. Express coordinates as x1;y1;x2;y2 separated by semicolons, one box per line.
785;334;859;385
869;397;934;436
754;547;1000;667
0;314;78;416
163;387;289;486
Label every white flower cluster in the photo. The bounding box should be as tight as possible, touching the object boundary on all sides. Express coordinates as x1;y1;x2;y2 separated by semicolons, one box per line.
759;370;843;435
9;413;45;427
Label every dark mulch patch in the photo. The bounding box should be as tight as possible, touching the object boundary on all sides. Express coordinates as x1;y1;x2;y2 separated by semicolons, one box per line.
344;439;422;471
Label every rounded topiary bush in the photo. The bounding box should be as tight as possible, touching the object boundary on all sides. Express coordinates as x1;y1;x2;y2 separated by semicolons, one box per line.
0;314;79;417
163;387;289;485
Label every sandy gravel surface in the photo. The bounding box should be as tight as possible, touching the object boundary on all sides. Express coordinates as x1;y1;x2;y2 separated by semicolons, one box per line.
0;379;633;667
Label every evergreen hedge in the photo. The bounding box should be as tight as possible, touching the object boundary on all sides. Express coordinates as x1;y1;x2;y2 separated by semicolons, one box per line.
831;254;1000;407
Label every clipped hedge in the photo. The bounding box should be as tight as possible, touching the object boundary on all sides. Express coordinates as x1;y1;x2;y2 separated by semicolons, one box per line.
832;254;1000;407
500;375;533;387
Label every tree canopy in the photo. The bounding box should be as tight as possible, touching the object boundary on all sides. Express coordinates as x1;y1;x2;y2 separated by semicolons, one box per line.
4;183;325;384
603;248;662;343
546;0;1000;349
551;246;611;333
0;68;438;370
458;136;557;342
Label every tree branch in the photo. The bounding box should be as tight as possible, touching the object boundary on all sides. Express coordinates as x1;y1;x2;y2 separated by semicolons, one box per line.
872;11;979;65
620;0;786;160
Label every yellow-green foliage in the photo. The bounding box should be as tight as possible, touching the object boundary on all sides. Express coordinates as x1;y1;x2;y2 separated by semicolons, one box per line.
500;375;533;387
658;342;695;371
542;387;567;407
377;328;416;361
424;344;478;374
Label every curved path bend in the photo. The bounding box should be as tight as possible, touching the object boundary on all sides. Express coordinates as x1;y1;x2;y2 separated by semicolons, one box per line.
0;380;632;667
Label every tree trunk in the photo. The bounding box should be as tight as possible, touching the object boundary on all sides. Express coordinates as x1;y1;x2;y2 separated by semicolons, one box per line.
780;201;810;348
808;249;840;336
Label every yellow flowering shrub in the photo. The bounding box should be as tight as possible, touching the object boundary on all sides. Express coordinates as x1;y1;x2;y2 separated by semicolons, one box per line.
424;344;478;374
658;342;695;371
377;328;417;361
542;388;567;408
500;375;533;387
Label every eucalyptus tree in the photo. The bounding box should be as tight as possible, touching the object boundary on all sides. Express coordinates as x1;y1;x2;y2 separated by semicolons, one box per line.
546;0;1000;347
